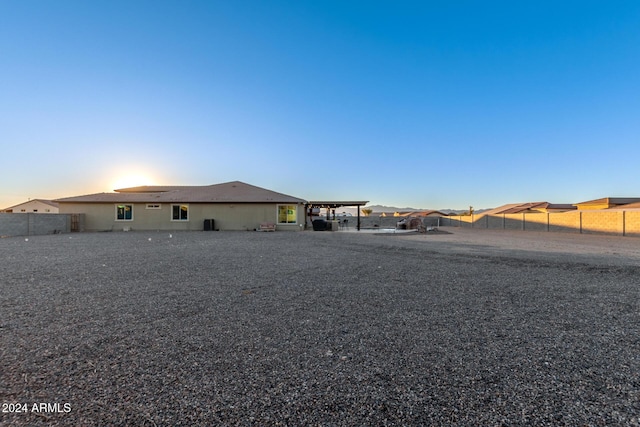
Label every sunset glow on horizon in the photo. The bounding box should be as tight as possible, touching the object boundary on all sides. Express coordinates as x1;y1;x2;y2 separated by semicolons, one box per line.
110;174;157;192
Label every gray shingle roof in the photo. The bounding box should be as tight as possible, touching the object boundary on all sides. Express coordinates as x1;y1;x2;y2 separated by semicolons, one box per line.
55;181;308;204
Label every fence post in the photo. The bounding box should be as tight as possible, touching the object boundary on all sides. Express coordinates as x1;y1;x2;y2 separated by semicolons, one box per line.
547;213;550;232
623;211;626;237
579;211;583;234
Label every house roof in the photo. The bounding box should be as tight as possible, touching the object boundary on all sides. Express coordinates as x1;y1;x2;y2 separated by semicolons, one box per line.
55;181;308;204
482;202;576;215
574;197;640;207
545;203;577;210
606;201;640;210
481;202;546;215
1;199;59;211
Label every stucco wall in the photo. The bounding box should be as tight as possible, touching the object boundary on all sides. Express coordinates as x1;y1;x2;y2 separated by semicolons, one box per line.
58;202;307;231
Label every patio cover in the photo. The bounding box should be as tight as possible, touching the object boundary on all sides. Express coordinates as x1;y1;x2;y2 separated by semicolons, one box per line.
307;201;369;230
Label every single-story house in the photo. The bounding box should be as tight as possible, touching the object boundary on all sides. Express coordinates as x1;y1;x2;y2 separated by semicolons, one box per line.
55;181;308;232
1;199;60;213
607;201;640;210
574;197;640;210
483;202;576;215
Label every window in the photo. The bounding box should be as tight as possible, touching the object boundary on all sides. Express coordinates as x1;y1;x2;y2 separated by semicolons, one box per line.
116;204;133;221
278;205;297;224
172;204;189;221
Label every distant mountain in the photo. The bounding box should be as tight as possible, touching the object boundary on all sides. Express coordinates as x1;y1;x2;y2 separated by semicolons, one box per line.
365;204;419;213
364;205;493;215
438;208;493;215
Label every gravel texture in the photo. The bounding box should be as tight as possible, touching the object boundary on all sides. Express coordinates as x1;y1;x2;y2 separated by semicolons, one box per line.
1;229;640;426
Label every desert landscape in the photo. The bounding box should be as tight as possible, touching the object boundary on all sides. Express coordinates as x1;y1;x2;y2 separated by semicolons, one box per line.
2;228;639;425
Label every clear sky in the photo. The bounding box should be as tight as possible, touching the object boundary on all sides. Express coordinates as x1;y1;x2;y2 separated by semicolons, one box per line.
1;1;639;210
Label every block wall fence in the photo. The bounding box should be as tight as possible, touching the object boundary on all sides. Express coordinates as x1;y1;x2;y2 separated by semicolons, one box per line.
0;213;84;237
4;211;639;237
438;211;640;237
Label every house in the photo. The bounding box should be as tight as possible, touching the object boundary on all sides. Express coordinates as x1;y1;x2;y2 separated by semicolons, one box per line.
482;202;576;215
601;201;640;211
1;199;59;213
55;181;308;232
573;197;640;210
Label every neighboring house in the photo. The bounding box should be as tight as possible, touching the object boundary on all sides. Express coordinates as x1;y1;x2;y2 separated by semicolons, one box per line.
482;202;576;215
603;201;640;211
55;181;308;231
543;203;578;213
574;197;640;210
1;199;59;213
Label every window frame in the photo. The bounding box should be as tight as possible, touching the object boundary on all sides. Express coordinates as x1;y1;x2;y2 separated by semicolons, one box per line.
277;204;298;224
115;204;134;221
171;204;189;221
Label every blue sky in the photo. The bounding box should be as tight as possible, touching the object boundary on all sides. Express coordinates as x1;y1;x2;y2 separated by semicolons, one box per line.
2;1;639;210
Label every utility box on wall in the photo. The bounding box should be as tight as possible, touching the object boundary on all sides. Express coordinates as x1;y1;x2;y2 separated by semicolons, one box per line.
204;219;215;231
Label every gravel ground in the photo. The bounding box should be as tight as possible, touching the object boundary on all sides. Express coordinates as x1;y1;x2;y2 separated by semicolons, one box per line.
1;229;639;426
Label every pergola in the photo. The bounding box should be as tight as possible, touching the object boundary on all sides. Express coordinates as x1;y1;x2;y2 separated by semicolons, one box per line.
306;201;369;231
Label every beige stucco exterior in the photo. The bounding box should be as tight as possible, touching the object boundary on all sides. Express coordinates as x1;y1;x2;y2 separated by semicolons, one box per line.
58;202;307;231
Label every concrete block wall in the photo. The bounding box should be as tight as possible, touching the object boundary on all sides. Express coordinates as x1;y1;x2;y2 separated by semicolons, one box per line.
503;214;523;230
457;216;473;228
523;213;548;231
548;211;581;234
438;216;471;227
355;215;448;229
0;214;30;236
0;213;72;237
441;210;640;237
487;215;504;229
581;211;620;235
624;212;640;237
357;216;403;228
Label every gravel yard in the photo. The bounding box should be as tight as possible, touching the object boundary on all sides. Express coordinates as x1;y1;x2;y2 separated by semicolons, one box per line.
1;229;640;426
